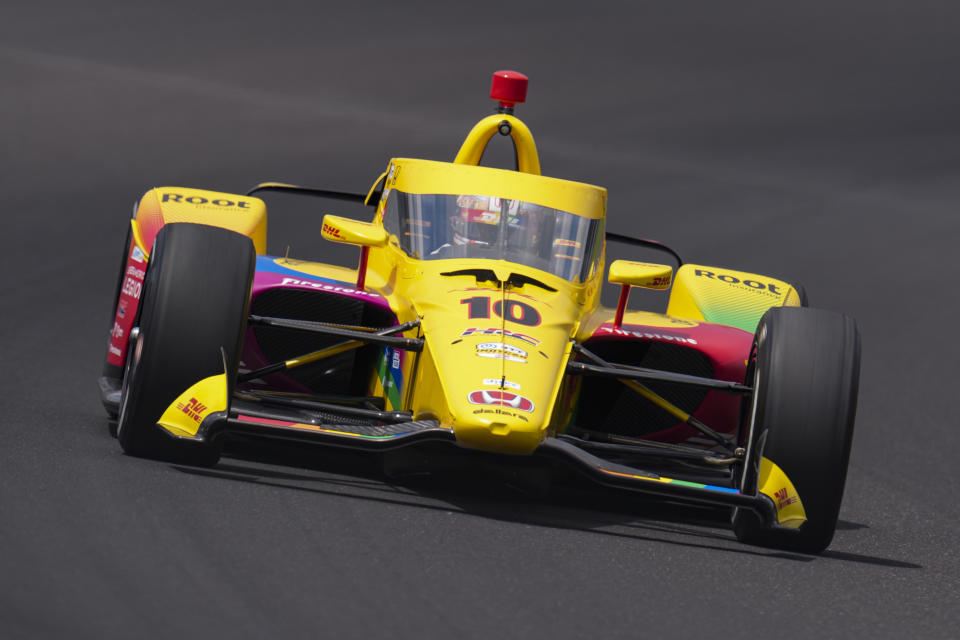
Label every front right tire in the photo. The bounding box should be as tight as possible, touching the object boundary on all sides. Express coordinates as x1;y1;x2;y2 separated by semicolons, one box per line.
734;306;861;553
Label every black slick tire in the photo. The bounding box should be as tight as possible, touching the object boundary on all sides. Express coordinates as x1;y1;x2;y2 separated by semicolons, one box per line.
734;306;860;553
791;282;809;307
117;223;254;465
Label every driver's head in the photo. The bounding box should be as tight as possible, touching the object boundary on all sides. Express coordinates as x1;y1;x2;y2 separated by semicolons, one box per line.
453;195;500;246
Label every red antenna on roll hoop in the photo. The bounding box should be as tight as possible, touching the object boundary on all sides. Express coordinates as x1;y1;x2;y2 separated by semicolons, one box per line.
454;70;541;174
490;70;528;115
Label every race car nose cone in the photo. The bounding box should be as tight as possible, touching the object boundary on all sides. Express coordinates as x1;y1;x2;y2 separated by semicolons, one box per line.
491;70;528;109
454;416;544;455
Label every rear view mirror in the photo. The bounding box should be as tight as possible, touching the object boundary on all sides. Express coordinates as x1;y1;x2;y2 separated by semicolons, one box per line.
321;215;388;248
321;215;388;291
608;260;673;290
608;260;673;328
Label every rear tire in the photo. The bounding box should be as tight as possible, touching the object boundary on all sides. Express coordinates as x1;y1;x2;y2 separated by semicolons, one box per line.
733;306;860;553
117;223;255;465
791;282;809;307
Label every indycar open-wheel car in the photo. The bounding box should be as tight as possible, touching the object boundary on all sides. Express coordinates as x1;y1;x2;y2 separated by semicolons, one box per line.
99;70;861;553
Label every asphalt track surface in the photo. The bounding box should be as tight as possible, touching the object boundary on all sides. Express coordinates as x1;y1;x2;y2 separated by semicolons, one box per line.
2;1;959;638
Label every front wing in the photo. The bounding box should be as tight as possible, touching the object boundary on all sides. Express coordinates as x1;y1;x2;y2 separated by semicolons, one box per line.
157;367;803;532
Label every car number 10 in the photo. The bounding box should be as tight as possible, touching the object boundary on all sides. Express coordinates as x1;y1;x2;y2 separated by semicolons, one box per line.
460;296;541;326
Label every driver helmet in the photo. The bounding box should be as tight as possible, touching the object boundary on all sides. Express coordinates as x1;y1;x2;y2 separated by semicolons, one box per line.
452;195;508;246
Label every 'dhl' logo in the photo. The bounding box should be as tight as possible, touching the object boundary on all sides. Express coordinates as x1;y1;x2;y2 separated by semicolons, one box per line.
176;397;208;423
773;487;798;508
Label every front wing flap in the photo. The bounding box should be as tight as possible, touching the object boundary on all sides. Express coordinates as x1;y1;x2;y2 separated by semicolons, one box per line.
159;387;454;451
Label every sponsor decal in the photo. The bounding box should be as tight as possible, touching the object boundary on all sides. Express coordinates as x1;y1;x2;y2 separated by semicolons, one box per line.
615;262;671;287
460;327;541;345
694;269;783;296
483;377;520;390
161;192;250;209
472;408;528;422
774;487;799;509
279;277;382;299
322;222;344;239
465;209;499;224
121;276;142;299
121;264;146;300
476;342;527;362
176;397;208;423
477;342;527;358
378;347;404;409
108;249;147;367
467;390;534;413
597;325;698;345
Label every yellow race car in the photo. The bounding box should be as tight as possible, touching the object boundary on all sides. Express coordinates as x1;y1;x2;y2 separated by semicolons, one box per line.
99;71;860;553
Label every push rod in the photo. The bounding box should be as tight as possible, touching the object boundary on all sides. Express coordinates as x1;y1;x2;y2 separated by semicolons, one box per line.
571;344;737;450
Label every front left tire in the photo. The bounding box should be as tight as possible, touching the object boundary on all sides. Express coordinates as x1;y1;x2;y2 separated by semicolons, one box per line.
117;223;255;465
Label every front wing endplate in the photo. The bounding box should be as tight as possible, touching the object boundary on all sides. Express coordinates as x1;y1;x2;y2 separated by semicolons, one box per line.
756;457;807;528
157;373;229;438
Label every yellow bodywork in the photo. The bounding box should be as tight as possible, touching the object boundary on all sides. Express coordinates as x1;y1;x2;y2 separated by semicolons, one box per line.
608;261;673;290
132;186;267;256
322;215;388;246
757;457;807;528
381;158;606;219
351;150;606;454
667;264;802;333
157;372;229;438
391;264;584;453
